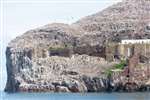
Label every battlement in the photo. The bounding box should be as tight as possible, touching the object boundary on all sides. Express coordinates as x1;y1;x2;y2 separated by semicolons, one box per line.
121;39;150;44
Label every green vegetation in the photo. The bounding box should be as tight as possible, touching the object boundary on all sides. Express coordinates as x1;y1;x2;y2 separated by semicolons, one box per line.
64;44;73;48
113;60;127;70
105;69;113;77
49;46;66;51
104;60;127;77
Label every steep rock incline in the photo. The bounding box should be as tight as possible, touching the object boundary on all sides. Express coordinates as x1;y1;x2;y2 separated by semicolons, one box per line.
73;0;150;41
5;22;110;92
9;23;80;49
5;23;80;92
5;0;150;92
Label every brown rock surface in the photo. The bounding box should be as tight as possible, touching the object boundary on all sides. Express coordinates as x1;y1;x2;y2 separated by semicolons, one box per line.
5;0;150;92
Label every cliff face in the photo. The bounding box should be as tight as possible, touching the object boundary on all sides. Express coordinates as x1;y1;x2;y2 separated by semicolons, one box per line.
5;0;150;92
5;23;114;92
74;0;150;41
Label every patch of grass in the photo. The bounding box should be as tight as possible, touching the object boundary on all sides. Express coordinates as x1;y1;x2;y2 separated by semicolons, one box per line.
104;60;127;77
113;60;126;70
105;69;113;77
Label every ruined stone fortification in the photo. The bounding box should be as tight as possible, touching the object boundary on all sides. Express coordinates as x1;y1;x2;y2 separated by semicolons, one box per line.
106;40;150;61
5;0;150;92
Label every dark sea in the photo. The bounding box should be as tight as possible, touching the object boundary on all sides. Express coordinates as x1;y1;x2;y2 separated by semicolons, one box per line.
1;91;150;100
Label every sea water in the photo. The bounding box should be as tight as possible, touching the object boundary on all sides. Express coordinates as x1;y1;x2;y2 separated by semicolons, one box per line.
1;91;150;100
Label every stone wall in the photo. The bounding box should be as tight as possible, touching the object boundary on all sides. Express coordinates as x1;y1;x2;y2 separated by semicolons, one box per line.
33;45;105;58
49;47;73;57
74;45;105;58
106;42;150;61
105;43;119;61
119;43;150;58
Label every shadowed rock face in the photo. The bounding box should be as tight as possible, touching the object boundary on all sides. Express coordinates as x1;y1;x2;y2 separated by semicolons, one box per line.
5;0;150;92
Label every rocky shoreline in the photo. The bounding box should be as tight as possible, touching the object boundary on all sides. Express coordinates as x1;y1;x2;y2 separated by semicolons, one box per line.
5;0;150;93
7;75;150;93
5;52;150;93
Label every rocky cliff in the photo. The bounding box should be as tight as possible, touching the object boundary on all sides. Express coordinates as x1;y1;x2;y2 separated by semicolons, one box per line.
74;0;150;41
5;0;150;92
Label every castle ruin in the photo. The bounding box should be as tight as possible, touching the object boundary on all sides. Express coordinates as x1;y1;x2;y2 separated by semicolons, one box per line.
106;39;150;62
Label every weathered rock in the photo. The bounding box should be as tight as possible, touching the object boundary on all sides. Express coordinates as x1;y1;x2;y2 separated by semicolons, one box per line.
55;86;70;92
5;0;150;92
73;0;150;41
